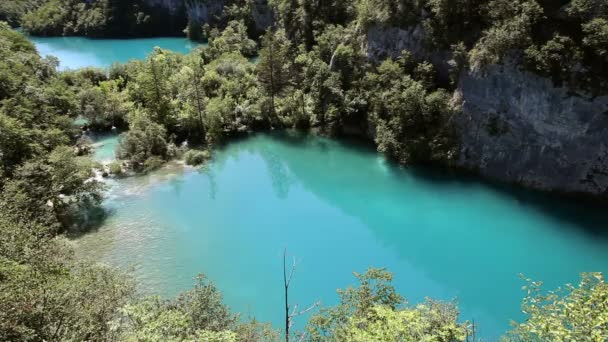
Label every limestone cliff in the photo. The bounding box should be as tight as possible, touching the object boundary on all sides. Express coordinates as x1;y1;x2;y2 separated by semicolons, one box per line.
142;0;272;33
364;26;608;197
455;64;608;197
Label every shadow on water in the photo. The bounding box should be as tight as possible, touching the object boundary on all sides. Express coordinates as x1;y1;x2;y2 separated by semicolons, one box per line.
246;131;608;337
67;205;116;239
76;131;608;339
267;129;608;240
405;166;608;241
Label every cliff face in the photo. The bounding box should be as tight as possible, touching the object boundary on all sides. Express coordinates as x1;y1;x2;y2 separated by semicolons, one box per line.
365;25;426;60
143;0;183;14
142;0;272;33
455;64;608;197
364;26;608;197
364;25;452;83
250;0;273;32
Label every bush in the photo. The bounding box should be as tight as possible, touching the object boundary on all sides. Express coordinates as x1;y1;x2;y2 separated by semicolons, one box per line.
108;161;123;175
117;111;168;169
307;268;471;341
143;156;164;172
184;149;211;166
507;273;608;341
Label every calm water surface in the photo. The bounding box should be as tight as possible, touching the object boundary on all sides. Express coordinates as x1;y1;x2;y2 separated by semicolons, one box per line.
29;36;201;70
90;132;121;163
77;132;608;339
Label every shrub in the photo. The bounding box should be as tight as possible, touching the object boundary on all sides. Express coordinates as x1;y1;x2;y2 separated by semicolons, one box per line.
143;156;164;173
108;161;123;175
507;273;608;341
184;149;211;166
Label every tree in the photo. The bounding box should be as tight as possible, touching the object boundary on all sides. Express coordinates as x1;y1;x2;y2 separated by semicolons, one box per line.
507;273;608;341
363;58;458;164
120;274;271;341
129;48;176;128
468;0;543;72
78;78;132;128
583;18;608;57
172;55;207;142
0;146;102;232
118;109;169;171
338;302;470;341
307;268;471;341
282;249;319;342
204;20;257;59
257;29;293;120
0;213;133;341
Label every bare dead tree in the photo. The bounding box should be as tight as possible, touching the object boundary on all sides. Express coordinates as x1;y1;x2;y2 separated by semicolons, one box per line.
283;248;319;342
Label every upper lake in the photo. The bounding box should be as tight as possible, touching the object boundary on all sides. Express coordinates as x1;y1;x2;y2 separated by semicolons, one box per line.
78;132;608;340
28;35;200;70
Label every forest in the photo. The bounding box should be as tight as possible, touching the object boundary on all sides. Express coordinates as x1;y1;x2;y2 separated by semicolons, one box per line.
1;0;608;340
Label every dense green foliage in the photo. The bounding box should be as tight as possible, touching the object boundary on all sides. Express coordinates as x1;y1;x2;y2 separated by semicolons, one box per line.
15;0;265;39
0;22;100;232
0;22;130;339
8;0;607;91
19;0;187;37
307;268;471;341
267;0;608;93
184;149;211;166
467;0;608;92
0;0;42;27
120;275;278;341
2;0;608;339
91;20;458;168
506;273;608;341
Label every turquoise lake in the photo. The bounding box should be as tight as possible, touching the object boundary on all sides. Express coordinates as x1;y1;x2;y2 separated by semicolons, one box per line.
29;36;200;70
30;34;608;339
77;132;608;340
91;132;122;163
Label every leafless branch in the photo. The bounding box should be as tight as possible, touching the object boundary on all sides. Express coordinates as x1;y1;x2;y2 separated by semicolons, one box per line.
283;248;319;342
290;301;320;318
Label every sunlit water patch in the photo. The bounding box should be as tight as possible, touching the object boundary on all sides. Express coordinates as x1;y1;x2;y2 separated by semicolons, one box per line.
76;132;608;339
90;132;121;163
28;36;202;70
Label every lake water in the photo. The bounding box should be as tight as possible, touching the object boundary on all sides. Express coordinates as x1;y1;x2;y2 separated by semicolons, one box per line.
90;132;121;163
29;36;201;70
77;132;608;339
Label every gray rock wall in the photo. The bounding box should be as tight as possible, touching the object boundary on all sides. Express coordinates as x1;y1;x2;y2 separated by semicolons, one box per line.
184;0;225;24
455;64;608;196
364;24;608;197
365;25;426;60
142;0;272;32
143;0;183;14
250;0;273;32
364;24;451;82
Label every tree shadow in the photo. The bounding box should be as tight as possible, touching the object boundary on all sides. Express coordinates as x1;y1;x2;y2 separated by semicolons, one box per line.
405;165;608;240
66;205;115;239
